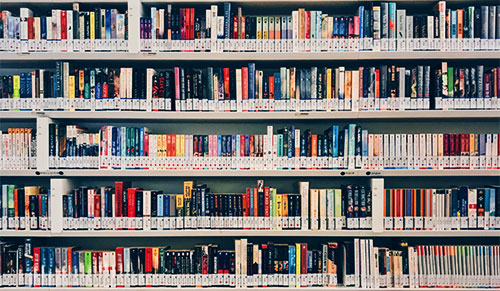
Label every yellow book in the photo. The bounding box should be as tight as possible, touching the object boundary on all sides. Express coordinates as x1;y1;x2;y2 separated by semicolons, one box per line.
152;247;159;272
180;135;185;157
176;135;181;157
183;181;193;199
79;70;84;96
282;194;288;218
69;76;75;99
295;242;301;287
90;12;95;39
276;194;282;230
176;194;184;216
326;69;332;99
13;75;20;98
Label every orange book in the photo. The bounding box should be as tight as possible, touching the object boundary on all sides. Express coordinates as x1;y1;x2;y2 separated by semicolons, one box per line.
282;194;288;218
345;70;352;100
253;188;258;217
457;9;463;39
298;9;305;39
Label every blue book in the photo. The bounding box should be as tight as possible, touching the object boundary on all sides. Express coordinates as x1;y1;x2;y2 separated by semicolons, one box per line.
245;134;250;157
140;127;145;159
451;10;457;39
274;73;281;100
362;130;368;162
106;9;112;39
288;245;296;274
217;135;222;157
158;194;164;217
41;17;47;39
26;73;32;98
459;186;468;218
20;73;26;98
236;135;241;158
72;252;79;286
288;125;294;158
490;188;495;229
249;187;254;216
479;134;486;158
248;63;255;100
201;188;206;216
358;6;364;39
41;248;48;285
332;125;339;158
333;17;339;38
388;3;396;40
339;17;345;38
223;3;231;39
232;135;236;157
485;188;490;216
40;195;47;217
164;194;170;216
48;249;55;285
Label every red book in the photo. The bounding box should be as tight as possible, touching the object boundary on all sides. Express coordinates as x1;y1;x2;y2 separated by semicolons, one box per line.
67;248;73;287
242;191;248;217
98;251;103;275
264;187;270;221
240;134;245;158
450;134;455;169
242;67;248;101
233;16;238;39
170;134;176;157
202;252;209;274
240;16;245;39
305;11;310;40
115;247;124;278
301;243;307;281
268;76;274;100
33;248;41;287
92;252;98;275
443;134;449;168
61;10;67;39
144;134;149;169
115;181;131;221
180;8;185;40
127;188;137;229
249;135;255;157
375;69;380;99
455;134;460;169
27;17;34;39
190;8;195;40
253;188;258;217
145;248;153;277
94;194;101;217
224;68;230;100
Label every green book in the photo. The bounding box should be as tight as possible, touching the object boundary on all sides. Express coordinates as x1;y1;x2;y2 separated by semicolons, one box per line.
334;189;342;218
447;67;454;97
7;185;15;217
84;251;92;275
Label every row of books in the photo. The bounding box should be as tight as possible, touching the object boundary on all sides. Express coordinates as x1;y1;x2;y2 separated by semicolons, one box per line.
1;239;499;288
384;186;500;230
139;3;500;52
45;124;500;171
2;62;498;112
1;6;128;41
0;128;36;170
0;185;49;231
58;181;370;231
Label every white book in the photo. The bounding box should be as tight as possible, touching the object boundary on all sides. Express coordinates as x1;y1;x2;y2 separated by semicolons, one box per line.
299;181;309;229
339;67;345;100
352;70;359;110
211;6;218;41
63;62;69;98
236;69;242;106
406;16;413;39
151;7;157;40
319;189;327;230
396;9;406;38
117;14;125;40
146;68;156;106
127;68;133;99
373;6;381;39
427;15;434;39
310;189;319;230
438;1;446;39
66;11;73;41
31;71;36;98
159;9;165;38
120;68;127;99
292;11;299;39
354;238;360;287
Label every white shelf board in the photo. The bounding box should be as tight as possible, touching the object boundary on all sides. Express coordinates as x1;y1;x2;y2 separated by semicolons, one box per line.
0;287;494;291
2;110;500;120
2;229;500;237
1;169;499;177
1;51;499;61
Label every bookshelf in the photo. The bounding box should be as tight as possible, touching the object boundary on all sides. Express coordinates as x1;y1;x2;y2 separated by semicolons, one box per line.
1;0;500;289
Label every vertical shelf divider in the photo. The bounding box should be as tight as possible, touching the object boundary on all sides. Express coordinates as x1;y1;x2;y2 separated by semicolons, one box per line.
50;178;75;233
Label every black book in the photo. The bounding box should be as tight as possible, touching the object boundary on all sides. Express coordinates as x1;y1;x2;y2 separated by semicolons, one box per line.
474;8;481;39
135;190;143;218
29;195;39;228
180;68;186;100
353;185;360;218
380;65;387;99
